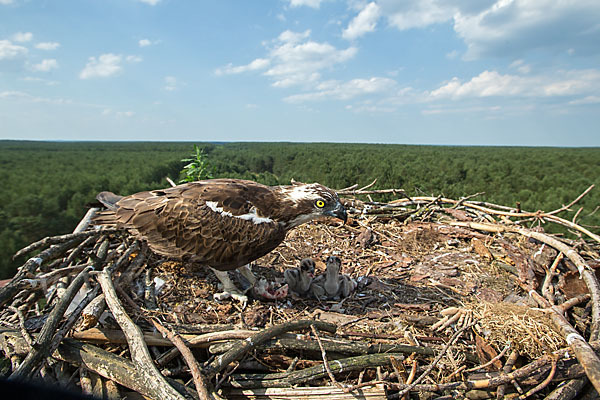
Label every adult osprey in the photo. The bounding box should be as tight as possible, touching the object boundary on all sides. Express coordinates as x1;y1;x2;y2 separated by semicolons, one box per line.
95;179;347;303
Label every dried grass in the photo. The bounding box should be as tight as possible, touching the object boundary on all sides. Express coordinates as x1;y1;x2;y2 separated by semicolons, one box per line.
471;301;565;358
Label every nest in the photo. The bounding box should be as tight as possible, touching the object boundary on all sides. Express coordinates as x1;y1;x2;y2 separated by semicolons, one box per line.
1;183;600;399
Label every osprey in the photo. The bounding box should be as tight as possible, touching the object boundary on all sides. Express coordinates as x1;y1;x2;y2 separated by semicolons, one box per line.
95;179;347;303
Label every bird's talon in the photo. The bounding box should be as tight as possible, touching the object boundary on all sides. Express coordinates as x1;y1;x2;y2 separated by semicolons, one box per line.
213;291;249;308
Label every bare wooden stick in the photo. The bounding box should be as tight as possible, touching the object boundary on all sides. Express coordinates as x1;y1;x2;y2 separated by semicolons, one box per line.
357;179;378;192
519;358;557;399
158;329;256;367
97;269;185;400
48;284;101;359
310;324;344;391
151;318;212;400
228;353;406;388
12;229;112;260
80;367;93;396
8;306;34;347
1;331;193;399
209;336;438;358
394;323;473;398
0;237;86;308
543;377;588;400
78;294;106;331
547;184;595;216
166;177;177;187
204;319;337;379
9;266;92;380
517;228;600;341
73;207;100;233
521;280;600;395
465;344;510;373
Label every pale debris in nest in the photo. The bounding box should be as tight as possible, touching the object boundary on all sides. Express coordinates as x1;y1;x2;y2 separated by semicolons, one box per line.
470;302;565;359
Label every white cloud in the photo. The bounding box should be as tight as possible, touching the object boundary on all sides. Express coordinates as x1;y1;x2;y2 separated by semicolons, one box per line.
379;0;455;30
216;30;357;89
0;0;14;4
342;2;381;40
0;90;70;105
0;39;28;59
509;60;531;74
277;29;311;43
22;76;59;85
569;96;600;105
79;53;123;79
453;0;600;59
215;58;270;75
116;111;135;117
126;55;143;63
35;42;60;50
374;1;600;59
138;0;161;5
288;0;322;9
446;50;459;59
102;108;135;117
164;76;178;91
267;30;357;88
12;31;33;43
138;38;161;47
429;69;600;100
284;76;396;102
30;58;58;72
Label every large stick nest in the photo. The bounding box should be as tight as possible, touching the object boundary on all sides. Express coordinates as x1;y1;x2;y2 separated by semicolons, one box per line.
1;183;600;399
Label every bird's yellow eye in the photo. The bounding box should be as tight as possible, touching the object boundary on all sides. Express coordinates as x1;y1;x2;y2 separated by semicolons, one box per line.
315;200;325;208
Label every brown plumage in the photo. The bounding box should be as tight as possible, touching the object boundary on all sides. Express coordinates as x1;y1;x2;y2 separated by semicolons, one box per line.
94;179;346;302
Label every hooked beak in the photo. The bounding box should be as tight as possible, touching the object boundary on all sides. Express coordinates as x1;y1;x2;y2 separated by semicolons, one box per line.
325;201;347;224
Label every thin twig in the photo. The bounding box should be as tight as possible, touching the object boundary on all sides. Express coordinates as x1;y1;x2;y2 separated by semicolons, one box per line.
519;357;558;399
310;324;345;391
393;323;474;398
465;344;510;373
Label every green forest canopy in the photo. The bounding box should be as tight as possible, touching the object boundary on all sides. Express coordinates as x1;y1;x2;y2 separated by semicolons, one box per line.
1;140;598;278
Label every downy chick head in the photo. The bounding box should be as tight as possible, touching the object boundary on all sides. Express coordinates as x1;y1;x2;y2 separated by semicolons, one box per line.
299;258;316;278
325;255;341;275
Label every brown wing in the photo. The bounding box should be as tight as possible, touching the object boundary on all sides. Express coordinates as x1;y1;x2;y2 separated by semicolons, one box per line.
108;180;286;270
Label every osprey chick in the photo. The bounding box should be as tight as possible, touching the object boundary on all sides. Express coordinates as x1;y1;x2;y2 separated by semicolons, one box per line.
95;179;346;304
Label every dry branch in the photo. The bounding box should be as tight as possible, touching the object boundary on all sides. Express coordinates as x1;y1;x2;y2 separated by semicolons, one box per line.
209;336;437;358
97;269;185;400
228;353;406;388
151;318;212;400
9;266;92;380
0;237;86;308
204;319;337;379
2;331;195;398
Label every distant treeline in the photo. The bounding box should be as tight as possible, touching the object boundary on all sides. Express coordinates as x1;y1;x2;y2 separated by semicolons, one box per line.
1;140;598;278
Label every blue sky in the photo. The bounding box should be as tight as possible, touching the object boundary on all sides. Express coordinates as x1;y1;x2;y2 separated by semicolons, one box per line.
1;0;599;146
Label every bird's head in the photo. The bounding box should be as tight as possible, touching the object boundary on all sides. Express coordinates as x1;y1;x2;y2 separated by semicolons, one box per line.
325;256;342;275
299;258;316;278
279;182;347;228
